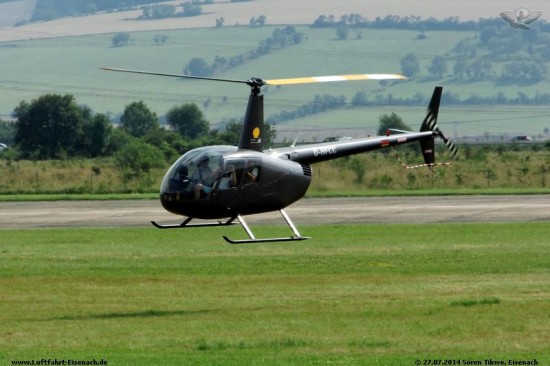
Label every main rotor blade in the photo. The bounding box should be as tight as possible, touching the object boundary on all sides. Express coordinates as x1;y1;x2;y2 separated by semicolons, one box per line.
266;74;406;85
102;67;406;88
101;67;249;85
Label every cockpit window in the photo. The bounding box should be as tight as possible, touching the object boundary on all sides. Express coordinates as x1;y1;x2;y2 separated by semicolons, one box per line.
217;159;244;190
160;146;237;200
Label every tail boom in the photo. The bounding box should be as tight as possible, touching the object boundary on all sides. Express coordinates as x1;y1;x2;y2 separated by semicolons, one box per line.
267;86;456;166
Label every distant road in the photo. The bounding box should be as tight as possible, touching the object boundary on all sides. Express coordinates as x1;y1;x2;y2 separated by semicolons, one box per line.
0;195;548;229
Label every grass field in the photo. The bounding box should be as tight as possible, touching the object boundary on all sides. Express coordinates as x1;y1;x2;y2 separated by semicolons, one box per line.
2;146;550;195
1;223;548;365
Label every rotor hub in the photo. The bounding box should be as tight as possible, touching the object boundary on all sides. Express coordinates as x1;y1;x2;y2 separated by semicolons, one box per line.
246;77;266;94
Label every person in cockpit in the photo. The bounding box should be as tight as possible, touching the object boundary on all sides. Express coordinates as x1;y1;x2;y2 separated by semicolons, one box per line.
245;161;258;183
218;164;237;189
191;156;219;199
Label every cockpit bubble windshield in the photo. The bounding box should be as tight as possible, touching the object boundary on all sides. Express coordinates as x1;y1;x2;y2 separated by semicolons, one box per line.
160;146;237;199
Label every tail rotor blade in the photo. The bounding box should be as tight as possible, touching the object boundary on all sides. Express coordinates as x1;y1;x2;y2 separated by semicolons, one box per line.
440;131;459;160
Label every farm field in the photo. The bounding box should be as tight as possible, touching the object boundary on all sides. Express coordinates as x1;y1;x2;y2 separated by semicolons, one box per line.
1;24;550;140
0;223;549;365
2;0;549;42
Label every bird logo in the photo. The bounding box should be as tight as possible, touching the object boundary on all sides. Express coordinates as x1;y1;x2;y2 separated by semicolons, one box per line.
500;8;542;30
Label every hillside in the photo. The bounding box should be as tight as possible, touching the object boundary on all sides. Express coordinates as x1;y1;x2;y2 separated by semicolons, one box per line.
0;0;36;27
1;23;550;141
1;0;548;42
1;0;549;142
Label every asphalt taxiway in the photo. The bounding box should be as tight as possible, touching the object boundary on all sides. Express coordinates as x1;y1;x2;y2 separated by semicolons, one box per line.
0;195;548;229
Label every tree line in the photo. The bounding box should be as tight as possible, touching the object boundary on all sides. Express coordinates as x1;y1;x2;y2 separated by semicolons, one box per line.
312;13;550;32
30;0;160;22
400;53;547;84
138;2;207;20
0;94;276;173
29;0;249;23
183;26;304;77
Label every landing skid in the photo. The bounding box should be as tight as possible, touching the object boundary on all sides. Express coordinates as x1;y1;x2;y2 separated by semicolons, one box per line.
223;210;310;245
151;216;237;229
151;210;309;244
223;235;309;244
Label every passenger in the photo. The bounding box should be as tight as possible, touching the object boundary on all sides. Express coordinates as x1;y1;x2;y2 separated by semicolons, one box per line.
191;156;220;199
218;164;237;189
245;161;258;183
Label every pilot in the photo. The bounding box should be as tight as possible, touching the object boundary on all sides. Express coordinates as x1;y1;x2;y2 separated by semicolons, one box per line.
191;156;220;199
171;165;189;191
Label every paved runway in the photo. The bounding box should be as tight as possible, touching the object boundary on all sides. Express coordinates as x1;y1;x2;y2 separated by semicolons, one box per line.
0;195;549;229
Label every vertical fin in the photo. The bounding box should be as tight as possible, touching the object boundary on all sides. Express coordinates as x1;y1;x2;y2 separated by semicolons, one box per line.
238;90;264;151
420;86;442;133
419;86;442;165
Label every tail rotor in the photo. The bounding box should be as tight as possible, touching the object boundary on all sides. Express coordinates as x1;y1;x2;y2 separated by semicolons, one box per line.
436;128;458;160
395;86;458;171
420;86;458;162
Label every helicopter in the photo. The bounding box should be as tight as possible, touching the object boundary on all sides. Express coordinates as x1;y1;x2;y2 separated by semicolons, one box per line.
102;67;457;244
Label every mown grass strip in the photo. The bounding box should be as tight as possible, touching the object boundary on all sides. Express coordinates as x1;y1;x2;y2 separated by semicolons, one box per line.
0;223;548;365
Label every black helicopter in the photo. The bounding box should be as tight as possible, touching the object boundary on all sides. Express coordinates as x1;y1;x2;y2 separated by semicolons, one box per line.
103;68;457;244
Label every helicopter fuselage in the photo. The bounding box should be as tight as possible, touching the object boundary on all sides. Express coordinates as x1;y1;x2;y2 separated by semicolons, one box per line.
159;145;312;219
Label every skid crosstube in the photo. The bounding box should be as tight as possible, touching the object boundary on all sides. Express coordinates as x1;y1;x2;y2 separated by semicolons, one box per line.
223;210;309;245
152;210;309;244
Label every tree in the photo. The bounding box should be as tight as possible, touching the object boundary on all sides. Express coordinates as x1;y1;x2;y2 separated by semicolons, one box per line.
0;119;15;145
114;139;166;174
80;113;112;157
148;4;176;19
112;32;130;47
249;15;266;27
184;57;212;77
377;113;412;136
336;23;349;40
453;59;467;79
182;2;202;16
153;34;168;45
217;120;242;145
469;59;492;80
13;94;92;158
500;61;546;84
120;101;159;138
167;103;209;139
215;120;276;147
400;53;420;78
428;56;448;79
